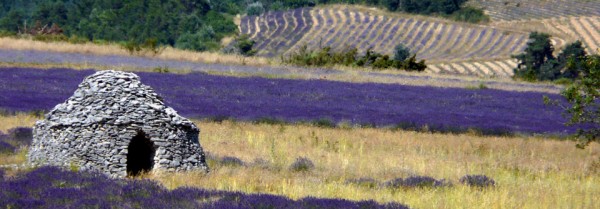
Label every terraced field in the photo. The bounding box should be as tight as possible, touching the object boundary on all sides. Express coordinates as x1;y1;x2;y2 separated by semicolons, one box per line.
467;0;600;21
241;7;529;63
493;16;600;54
427;59;518;77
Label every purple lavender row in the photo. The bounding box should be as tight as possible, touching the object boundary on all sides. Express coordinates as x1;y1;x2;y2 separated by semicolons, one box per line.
470;0;600;21
0;67;580;135
268;8;304;55
0;166;408;209
268;8;313;56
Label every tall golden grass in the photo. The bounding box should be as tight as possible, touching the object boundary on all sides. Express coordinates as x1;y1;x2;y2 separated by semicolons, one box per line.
152;120;599;208
0;37;272;67
2;114;597;208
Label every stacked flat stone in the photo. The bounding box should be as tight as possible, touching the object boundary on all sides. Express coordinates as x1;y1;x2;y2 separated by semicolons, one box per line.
28;70;208;178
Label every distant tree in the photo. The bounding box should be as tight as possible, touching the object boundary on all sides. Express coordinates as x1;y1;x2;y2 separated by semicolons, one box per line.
382;0;401;11
451;6;490;23
394;44;411;61
513;32;555;81
247;2;265;15
557;41;587;79
235;34;257;56
403;54;427;71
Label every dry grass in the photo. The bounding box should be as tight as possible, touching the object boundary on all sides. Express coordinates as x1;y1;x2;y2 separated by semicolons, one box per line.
153;120;599;208
0;114;598;208
0;37;272;67
0;113;38;133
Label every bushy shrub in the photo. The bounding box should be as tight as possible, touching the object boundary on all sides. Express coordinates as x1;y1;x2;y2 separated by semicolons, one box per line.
394;44;410;62
235;34;257;56
8;127;33;147
175;27;220;52
459;175;495;188
283;45;427;71
220;156;245;167
122;38;164;55
247;2;265;16
451;6;490;23
255;117;286;125
385;176;450;189
312;118;336;128
289;157;315;172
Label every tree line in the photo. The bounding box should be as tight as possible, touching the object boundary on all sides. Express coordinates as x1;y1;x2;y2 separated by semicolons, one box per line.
0;0;237;52
514;32;599;149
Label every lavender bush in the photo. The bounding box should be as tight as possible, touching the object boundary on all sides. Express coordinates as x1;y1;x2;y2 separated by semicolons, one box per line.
290;157;315;172
0;67;577;135
385;176;450;189
0;140;15;154
7;127;33;147
0;166;409;209
459;175;495;188
0;127;33;153
220;156;246;167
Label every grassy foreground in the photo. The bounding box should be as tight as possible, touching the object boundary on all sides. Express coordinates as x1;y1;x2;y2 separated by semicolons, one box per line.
1;114;599;208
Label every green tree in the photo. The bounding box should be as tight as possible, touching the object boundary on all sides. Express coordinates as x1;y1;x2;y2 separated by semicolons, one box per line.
513;32;555;81
247;2;265;15
235;34;257;56
553;55;599;148
393;43;410;61
557;41;587;79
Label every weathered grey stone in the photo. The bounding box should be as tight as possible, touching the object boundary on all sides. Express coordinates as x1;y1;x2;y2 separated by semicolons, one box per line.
28;70;209;178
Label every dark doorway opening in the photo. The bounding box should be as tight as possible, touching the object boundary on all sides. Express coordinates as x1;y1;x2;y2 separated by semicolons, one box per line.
126;131;155;176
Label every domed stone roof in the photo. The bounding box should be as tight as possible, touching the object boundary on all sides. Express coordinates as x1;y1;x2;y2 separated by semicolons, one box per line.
28;70;208;178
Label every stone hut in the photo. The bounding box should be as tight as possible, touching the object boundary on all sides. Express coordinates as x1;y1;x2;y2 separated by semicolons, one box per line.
28;70;208;178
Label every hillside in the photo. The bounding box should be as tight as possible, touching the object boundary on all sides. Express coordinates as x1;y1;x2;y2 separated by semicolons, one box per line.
467;0;600;21
241;7;529;62
492;16;600;54
239;6;537;77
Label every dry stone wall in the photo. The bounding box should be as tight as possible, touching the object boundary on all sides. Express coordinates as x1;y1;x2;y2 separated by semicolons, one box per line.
28;70;208;178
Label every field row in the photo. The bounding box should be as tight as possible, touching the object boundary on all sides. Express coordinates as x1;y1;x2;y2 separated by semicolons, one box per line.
467;0;600;21
493;16;600;54
240;8;313;57
427;59;517;77
0;67;577;135
240;8;529;62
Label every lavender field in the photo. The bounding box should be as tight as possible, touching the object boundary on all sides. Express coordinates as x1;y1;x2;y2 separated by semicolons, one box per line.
0;67;578;135
242;7;529;63
467;0;600;21
0;166;407;209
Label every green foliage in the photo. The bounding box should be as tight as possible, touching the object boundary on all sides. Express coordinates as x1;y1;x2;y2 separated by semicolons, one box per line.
175;26;221;52
283;45;426;71
121;38;165;55
450;6;490;23
514;33;590;82
399;0;467;14
394;44;410;62
152;66;171;73
235;34;257;56
235;0;487;23
557;41;588;79
247;2;266;16
0;0;237;52
546;55;599;148
513;32;556;81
